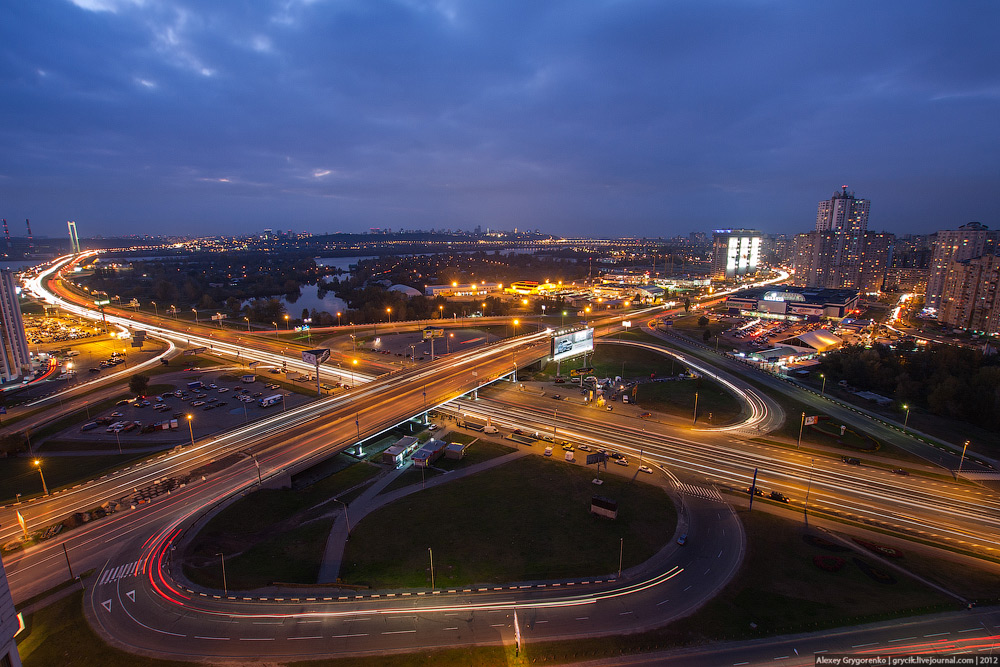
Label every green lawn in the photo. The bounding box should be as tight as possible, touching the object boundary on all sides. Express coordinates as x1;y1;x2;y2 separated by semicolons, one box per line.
435;439;516;470
18;590;191;667
341;456;676;588
182;458;381;589
540;343;686;381
636;378;742;424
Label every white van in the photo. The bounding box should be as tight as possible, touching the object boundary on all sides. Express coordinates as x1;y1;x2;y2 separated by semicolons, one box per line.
483;425;499;434
544;446;553;457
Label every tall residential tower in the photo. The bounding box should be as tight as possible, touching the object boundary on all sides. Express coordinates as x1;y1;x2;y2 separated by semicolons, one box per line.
0;269;29;383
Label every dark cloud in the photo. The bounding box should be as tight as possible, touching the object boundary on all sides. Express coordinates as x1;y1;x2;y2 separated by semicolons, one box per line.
0;0;997;238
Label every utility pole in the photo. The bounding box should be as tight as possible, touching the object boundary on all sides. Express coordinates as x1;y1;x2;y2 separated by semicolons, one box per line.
797;412;805;448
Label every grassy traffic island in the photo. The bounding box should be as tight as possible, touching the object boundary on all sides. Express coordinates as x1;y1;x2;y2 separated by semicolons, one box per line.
181;450;677;591
534;340;744;425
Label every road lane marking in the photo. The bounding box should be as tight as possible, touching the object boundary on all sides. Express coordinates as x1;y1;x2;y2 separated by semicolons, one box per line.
683;585;692;591
718;549;723;558
332;633;368;638
889;637;916;643
958;628;981;633
239;638;274;641
490;624;505;627
289;636;321;640
382;630;417;635
924;633;950;637
853;642;878;648
656;599;670;606
194;636;228;641
575;617;589;621
445;627;458;631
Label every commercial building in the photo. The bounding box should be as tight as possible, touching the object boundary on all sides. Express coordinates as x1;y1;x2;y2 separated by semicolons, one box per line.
939;254;1000;334
412;439;449;468
711;229;763;281
382;436;420;468
925;222;998;312
0;269;30;384
725;285;860;321
423;282;501;297
816;186;870;234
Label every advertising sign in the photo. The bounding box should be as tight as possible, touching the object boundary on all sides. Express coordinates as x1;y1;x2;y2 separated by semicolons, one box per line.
302;348;331;366
550;328;594;362
569;366;595;377
422;326;444;340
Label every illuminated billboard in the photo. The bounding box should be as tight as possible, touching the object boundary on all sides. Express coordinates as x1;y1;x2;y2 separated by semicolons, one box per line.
551;328;594;362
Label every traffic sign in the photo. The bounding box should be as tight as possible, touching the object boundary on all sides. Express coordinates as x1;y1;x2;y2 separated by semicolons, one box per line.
302;348;330;365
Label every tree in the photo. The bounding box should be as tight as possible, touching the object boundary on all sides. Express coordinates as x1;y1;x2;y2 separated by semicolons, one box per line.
702;328;712;343
684;297;691;312
129;373;150;397
698;315;709;327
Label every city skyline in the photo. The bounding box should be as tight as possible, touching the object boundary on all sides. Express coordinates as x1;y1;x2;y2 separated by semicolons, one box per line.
1;1;998;239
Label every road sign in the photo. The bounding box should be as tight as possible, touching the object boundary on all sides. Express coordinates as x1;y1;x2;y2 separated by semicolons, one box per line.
211;313;225;321
302;348;330;365
93;299;110;306
586;452;606;465
183;347;208;356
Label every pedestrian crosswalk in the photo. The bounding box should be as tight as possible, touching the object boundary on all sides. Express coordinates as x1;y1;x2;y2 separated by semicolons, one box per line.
677;483;724;502
99;561;138;586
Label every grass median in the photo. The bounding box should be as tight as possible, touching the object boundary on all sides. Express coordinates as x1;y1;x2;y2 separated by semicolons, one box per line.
340;455;676;588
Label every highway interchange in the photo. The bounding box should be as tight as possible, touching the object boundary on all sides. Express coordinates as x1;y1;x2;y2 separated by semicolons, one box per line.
3;253;999;663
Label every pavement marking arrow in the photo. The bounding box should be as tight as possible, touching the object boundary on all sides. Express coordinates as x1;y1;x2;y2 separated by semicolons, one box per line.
101;599;112;613
126;590;135;603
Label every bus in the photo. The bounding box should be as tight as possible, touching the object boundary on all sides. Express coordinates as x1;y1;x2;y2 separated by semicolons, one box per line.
569;367;594;377
259;394;282;408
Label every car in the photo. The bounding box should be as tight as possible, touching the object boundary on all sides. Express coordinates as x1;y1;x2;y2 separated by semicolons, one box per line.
202;404;215;410
190;401;205;407
110;411;124;418
136;400;150;407
252;392;263;398
123;421;139;432
267;384;280;390
614;458;629;467
842;457;861;465
609;451;624;460
88;367;101;373
578;444;591;452
605;405;614;411
554;377;566;383
115;399;130;406
216;402;227;408
561;444;574;451
80;422;99;432
891;468;910;476
427;424;439;431
269;368;280;373
638;465;653;474
544;446;553;457
676;533;687;546
638;412;651;419
153;404;167;410
208;383;218;389
552;394;561;400
768;491;790;503
745;486;764;497
217;387;229;393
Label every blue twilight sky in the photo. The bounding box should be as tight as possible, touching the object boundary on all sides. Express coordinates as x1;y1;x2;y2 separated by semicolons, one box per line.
1;1;998;240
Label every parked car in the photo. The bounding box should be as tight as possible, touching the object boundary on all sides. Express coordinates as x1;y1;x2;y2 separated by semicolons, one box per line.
638;465;653;474
614;458;629;467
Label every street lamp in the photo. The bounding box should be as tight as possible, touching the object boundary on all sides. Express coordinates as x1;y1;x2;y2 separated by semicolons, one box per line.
902;404;910;433
272;321;278;338
386;307;392;325
33;459;49;496
151;301;158;316
692;391;699;426
334;498;351;535
439;304;444;319
217;553;227;595
447;332;453;354
192;308;199;323
337;311;342;327
284;314;289;330
351;359;357;387
820;374;827;395
244;316;250;332
959;440;970;473
428;547;435;589
186;414;194;447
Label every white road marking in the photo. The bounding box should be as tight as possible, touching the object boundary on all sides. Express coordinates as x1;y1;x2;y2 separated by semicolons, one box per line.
194;636;229;641
332;633;368;638
924;632;949;637
382;630;416;635
657;599;671;606
289;636;321;640
889;636;916;643
853;642;878;648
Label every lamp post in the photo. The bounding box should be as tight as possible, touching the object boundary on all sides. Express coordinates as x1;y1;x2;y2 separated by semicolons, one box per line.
386;307;392;325
337;311;342;327
447;332;453;354
284;314;289;331
804;458;815;523
151;301;158;317
959;440;970;473
820;374;827;395
428;547;435;589
244;317;250;332
217;553;227;595
334;498;351;535
692;391;699;426
33;459;49;496
796;411;805;449
186;414;194;447
902;404;911;433
272;321;278;338
192;308;199;323
351;359;357;387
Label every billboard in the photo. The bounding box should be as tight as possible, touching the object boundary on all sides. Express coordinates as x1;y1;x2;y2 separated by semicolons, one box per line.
302;348;331;365
551;328;594;362
422;326;444;340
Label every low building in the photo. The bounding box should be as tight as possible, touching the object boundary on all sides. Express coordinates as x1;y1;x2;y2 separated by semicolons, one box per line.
725;285;860;321
444;443;468;460
423;282;501;297
412;438;449;468
382;436;419;468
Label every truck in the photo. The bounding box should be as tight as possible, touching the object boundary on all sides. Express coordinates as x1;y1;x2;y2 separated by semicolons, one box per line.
259;394;282;408
187;381;204;390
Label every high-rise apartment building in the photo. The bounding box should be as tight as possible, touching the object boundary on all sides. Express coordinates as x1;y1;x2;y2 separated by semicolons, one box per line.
792;187;889;293
0;270;30;383
939;254;1000;334
711;229;763;281
816;186;870;234
0;557;22;666
925;222;998;312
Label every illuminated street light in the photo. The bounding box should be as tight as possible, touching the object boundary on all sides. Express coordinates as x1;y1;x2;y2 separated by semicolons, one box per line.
820;374;827;395
244;316;250;332
187;414;195;447
272;321;278;338
34;459;49;496
902;404;910;433
386;307;392;325
351;359;357;387
337;311;342;327
150;301;158;316
959;440;971;473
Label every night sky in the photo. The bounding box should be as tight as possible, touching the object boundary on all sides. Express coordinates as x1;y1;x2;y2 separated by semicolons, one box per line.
1;1;998;239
